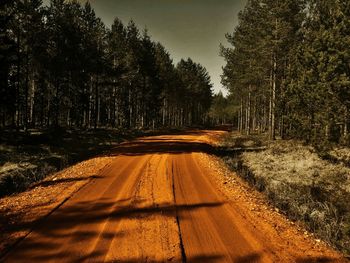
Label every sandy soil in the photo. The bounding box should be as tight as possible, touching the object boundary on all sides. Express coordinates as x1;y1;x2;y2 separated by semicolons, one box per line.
0;130;347;262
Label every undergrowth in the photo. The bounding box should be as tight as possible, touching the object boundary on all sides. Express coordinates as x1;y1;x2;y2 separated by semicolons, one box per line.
0;128;132;198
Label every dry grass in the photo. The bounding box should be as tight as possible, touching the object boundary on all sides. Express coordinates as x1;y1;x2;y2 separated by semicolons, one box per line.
243;141;350;191
0;128;128;197
0;146;64;197
219;132;268;148
222;136;350;254
330;147;350;166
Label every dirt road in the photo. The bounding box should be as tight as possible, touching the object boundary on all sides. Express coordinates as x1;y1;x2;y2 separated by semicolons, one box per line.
1;131;346;262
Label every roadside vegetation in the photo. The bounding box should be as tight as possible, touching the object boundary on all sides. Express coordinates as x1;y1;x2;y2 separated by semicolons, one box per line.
221;133;350;255
0;128;136;197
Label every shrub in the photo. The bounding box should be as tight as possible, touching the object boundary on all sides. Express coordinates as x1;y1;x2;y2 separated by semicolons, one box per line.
0;162;57;198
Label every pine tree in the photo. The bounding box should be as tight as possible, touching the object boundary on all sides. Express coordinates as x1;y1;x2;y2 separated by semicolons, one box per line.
286;0;350;143
0;0;17;126
0;0;213;131
222;0;305;138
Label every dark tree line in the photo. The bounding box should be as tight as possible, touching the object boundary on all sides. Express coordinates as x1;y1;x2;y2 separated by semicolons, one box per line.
222;0;350;144
209;91;237;125
0;0;213;130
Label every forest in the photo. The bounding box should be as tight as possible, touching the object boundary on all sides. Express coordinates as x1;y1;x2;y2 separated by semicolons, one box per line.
221;0;350;145
0;0;213;131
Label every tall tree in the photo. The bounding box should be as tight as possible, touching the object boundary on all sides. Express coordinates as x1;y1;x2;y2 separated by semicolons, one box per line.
0;0;213;131
222;0;305;138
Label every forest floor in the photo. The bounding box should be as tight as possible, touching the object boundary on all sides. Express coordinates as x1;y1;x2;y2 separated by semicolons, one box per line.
0;129;347;262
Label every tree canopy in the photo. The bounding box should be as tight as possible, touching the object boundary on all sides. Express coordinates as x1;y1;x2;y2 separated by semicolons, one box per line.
0;0;213;130
221;0;350;144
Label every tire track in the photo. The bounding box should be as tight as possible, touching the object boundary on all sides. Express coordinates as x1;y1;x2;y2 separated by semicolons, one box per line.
171;158;187;263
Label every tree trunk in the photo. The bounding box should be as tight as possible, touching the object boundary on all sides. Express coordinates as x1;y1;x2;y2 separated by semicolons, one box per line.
16;29;21;130
344;107;348;141
24;50;29;131
162;98;166;126
29;74;35;127
94;77;98;129
252;95;256;133
88;76;93;128
129;87;132;129
270;54;276;140
54;78;60;127
246;90;251;135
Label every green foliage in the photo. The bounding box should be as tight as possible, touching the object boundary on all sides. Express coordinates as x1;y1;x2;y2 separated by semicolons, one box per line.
223;0;350;145
284;1;344;141
176;58;213;125
209;92;237;125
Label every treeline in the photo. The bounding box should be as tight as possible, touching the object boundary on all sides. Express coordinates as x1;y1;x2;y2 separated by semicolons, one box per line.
222;0;350;144
209;91;237;125
0;0;212;130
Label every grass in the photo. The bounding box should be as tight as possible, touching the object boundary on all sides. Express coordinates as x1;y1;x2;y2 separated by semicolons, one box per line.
218;132;268;148
0;127;144;198
329;147;350;167
221;133;350;255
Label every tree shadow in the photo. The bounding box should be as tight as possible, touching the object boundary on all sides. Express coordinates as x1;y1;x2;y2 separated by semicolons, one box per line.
102;253;225;263
105;130;263;157
110;140;215;156
1;200;224;261
296;256;339;263
15;200;224;234
30;175;105;188
233;252;261;263
186;254;225;262
101;252;262;262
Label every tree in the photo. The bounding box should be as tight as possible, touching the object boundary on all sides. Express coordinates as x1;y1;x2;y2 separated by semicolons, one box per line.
222;0;305;138
0;0;213;131
177;58;213;126
209;92;237;125
285;0;350;143
0;0;17;126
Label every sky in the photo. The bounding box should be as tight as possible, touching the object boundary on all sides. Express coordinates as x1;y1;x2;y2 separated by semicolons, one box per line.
43;0;247;96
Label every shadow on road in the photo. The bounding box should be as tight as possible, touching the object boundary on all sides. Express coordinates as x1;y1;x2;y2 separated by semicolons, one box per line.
105;130;259;157
101;252;263;262
111;140;215;156
106;130;219;157
296;256;337;263
30;175;105;189
102;253;225;263
3;199;224;261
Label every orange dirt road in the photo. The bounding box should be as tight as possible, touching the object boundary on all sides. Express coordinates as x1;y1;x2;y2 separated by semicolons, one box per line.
1;131;346;262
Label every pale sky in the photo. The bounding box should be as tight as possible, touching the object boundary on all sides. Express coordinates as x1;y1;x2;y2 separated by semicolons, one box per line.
43;0;247;96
